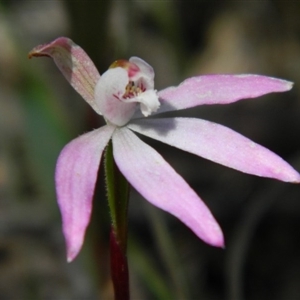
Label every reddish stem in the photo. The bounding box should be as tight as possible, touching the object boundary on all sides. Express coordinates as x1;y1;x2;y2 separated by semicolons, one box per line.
110;228;129;300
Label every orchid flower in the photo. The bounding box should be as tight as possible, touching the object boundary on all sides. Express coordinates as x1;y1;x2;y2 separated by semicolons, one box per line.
29;37;300;263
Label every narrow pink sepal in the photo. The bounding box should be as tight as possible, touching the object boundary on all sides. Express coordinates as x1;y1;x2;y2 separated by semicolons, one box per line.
157;75;293;113
55;125;115;262
112;128;224;248
128;118;300;183
29;37;101;114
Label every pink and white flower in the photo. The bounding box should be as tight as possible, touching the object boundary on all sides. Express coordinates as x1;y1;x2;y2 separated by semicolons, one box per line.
29;37;300;262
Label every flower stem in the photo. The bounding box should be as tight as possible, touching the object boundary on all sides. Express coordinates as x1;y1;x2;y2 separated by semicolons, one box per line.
110;228;129;300
105;140;130;300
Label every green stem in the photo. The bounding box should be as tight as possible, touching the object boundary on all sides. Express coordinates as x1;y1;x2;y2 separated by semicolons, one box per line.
104;139;130;299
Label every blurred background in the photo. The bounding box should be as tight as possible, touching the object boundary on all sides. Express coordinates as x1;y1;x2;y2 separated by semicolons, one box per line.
1;0;300;299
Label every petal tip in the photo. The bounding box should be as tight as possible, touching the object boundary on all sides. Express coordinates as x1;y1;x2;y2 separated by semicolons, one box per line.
195;219;225;249
28;37;69;58
28;37;73;60
283;80;294;91
279;80;294;92
66;239;82;263
291;174;300;184
277;167;300;183
273;77;293;92
67;251;77;263
206;233;225;249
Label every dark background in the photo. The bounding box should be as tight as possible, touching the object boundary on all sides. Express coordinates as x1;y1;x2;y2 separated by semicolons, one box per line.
1;1;300;299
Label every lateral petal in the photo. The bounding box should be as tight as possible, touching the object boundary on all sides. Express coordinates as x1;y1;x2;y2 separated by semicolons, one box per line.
112;127;224;247
128;118;300;182
157;75;293;114
29;37;101;114
55;125;115;262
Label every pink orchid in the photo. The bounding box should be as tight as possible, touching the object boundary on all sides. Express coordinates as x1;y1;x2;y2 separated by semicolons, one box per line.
29;37;300;262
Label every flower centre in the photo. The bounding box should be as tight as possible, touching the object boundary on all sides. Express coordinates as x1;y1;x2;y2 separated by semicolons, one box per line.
95;56;160;125
123;81;145;99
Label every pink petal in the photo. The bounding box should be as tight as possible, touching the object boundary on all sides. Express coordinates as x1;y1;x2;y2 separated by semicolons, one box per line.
55;125;115;262
112;127;224;247
157;75;293;113
29;37;101;114
128;118;300;183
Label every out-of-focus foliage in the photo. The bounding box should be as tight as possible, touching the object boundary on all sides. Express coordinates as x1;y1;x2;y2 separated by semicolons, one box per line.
1;1;300;299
